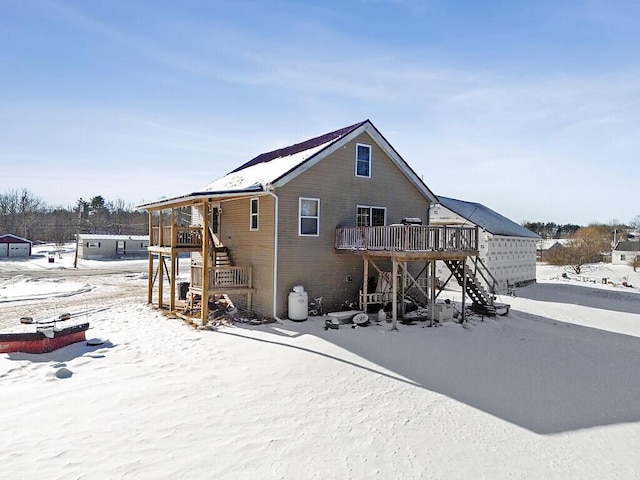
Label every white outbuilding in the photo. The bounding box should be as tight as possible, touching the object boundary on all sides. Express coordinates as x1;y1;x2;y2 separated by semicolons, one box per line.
77;234;148;260
430;196;540;293
0;234;32;258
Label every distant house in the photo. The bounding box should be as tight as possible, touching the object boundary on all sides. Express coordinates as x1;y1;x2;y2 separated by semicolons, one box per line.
612;241;640;266
140;120;497;324
430;197;540;292
0;234;32;258
536;239;570;261
77;234;148;260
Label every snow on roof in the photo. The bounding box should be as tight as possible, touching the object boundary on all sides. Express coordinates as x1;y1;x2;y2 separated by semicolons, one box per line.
199;121;367;194
537;239;570;250
199;139;334;193
436;196;540;239
0;234;32;243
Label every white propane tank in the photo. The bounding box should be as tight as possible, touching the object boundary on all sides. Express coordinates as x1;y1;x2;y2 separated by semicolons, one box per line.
288;286;308;321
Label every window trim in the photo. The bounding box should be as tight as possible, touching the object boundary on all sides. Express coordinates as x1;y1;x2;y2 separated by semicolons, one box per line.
250;197;259;231
299;197;320;237
356;205;386;227
355;143;372;178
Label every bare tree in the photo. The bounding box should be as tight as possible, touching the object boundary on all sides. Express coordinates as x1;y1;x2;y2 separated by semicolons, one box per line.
546;226;610;274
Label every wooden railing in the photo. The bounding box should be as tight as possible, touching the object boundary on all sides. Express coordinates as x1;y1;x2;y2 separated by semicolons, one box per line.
190;265;253;290
335;225;478;252
151;225;203;248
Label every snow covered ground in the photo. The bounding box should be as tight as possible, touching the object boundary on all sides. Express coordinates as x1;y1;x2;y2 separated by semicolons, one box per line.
1;245;639;479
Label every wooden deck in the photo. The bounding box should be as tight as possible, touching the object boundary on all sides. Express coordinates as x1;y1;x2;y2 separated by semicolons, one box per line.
148;225;203;253
335;225;478;259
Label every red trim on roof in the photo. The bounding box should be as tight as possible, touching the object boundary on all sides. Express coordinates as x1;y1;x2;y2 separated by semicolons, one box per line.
0;234;32;244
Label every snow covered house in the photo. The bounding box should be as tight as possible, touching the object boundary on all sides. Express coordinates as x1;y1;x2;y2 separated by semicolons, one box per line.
430;197;540;292
0;234;32;258
77;234;149;260
537;239;570;261
612;241;640;266
140;120;493;324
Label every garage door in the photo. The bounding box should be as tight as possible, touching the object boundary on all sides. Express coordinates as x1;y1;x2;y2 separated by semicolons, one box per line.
8;243;30;257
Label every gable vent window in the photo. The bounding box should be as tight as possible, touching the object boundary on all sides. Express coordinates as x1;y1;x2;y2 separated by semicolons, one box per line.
355;143;371;178
250;198;259;231
299;198;320;236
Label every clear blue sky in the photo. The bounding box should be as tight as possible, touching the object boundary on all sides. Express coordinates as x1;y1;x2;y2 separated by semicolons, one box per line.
1;0;639;225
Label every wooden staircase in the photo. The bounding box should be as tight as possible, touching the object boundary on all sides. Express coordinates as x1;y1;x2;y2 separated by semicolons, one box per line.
208;226;234;268
213;246;232;267
444;259;496;315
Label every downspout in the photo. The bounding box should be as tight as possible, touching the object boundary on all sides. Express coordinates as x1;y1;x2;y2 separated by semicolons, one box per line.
265;187;283;324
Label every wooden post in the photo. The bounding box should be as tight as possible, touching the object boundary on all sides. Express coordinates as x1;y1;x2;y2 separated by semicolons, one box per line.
430;260;436;327
201;201;209;326
401;261;407;318
169;209;176;311
391;258;398;330
158;211;164;308
147;212;153;304
461;259;467;323
247;266;253;311
362;256;369;312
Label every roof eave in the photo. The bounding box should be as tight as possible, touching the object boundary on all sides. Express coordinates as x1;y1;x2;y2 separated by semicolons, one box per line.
137;186;264;211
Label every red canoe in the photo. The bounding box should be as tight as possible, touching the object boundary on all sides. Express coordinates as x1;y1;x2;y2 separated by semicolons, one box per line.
0;323;90;354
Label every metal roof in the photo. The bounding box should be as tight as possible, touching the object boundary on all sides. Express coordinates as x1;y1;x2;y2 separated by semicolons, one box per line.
436;196;540;239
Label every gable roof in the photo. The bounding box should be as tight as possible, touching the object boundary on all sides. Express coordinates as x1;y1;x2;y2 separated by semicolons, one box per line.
435;196;540;239
0;234;32;244
614;241;640;252
139;120;436;210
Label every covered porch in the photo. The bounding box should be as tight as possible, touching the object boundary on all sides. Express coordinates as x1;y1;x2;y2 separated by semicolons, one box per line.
144;196;255;325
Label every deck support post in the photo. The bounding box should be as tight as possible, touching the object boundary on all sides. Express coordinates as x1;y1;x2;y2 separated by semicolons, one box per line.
391;258;398;330
147;212;153;304
430;260;436;327
201;201;210;326
158;211;164;309
461;259;467;323
362;256;369;312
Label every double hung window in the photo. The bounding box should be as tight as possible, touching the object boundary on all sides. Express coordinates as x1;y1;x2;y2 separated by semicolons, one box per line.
355;144;371;178
250;198;259;230
299;198;320;236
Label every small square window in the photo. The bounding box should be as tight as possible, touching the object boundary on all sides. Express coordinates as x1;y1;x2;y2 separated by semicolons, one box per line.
355;144;371;178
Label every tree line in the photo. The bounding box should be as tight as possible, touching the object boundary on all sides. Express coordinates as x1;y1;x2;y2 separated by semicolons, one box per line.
0;189;148;244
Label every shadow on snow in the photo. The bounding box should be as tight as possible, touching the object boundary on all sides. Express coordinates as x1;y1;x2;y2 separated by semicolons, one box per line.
222;310;640;435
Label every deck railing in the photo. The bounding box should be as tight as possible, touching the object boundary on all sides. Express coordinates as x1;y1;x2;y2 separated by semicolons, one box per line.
335;225;478;252
190;265;253;290
151;225;203;248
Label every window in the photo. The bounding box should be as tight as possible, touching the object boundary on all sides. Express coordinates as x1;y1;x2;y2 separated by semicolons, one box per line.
355;143;371;178
356;206;386;227
250;198;259;230
87;242;100;248
299;198;320;236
